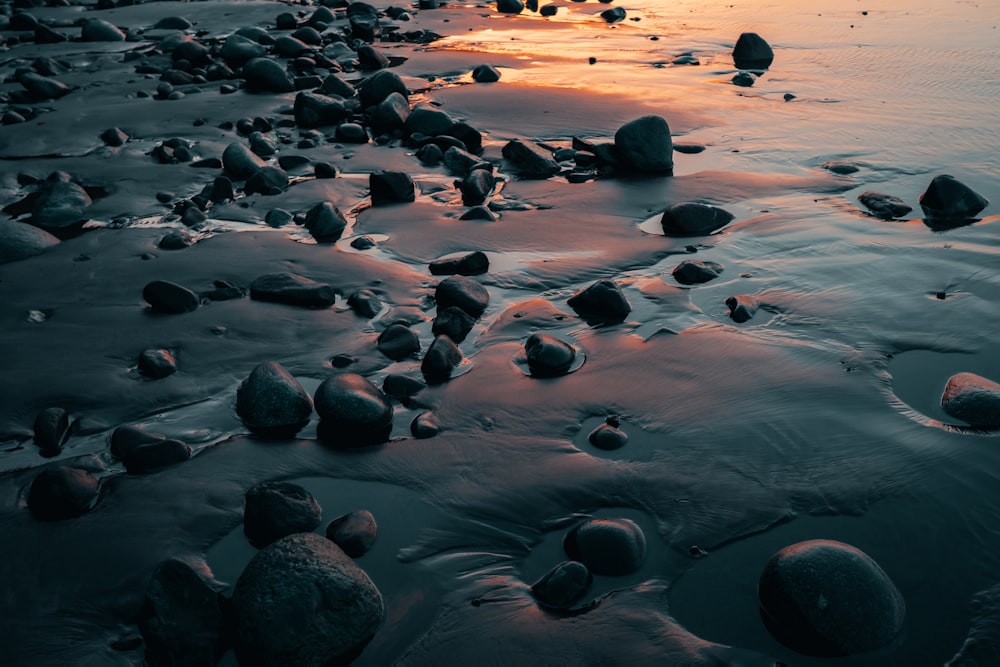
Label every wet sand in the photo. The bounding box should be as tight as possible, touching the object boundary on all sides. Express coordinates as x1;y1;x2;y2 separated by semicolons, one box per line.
1;0;999;665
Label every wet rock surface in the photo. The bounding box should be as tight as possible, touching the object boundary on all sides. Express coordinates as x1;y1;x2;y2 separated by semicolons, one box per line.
563;518;646;576
235;361;314;435
940;372;1000;427
314;373;394;445
243;480;323;548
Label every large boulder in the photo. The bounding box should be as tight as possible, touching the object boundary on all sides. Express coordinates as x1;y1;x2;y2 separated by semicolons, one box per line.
758;539;905;656
563;518;646;576
940;372;1000;427
659;202;734;236
314;373;393;445
236;361;314;435
919;175;988;220
243;481;323;548
614;116;673;173
732;32;774;70
230;533;384;666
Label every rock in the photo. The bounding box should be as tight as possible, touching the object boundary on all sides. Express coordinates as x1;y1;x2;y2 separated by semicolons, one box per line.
221;34;266;66
422;335;464;385
142;280;199;314
244;167;288;196
347;289;382;318
230;533;384;666
564;518;646;576
567;279;631;324
432;306;477;343
614;115;673;173
244;481;323;548
472;64;501;83
139;558;226;667
236;361;314;435
348;2;381;41
31;174;92;232
249;132;277;158
243;57;295;93
447;123;484;154
501;139;560;179
733;32;774;69
435;275;489;318
110;425;165;460
294;91;349;128
524;333;577;378
601;7;626;22
589;417;628;450
18;72;71;100
732;71;755;87
672;259;724;285
314;373;394;446
370;171;415;206
33;407;69;452
919;175;988;220
460;205;496;222
405;105;455;136
34;25;68;46
81;18;125;42
357;44;389;71
304;202;349;243
460;169;495;206
940;372;1000;427
326;510;377;558
497;0;524;14
320;74;357;99
158;230;193;250
123;439;192;474
275;35;311;58
725;294;757;323
531;561;593;609
410;411;440;438
222;143;267;180
250;273;337;308
429;251;489;276
171;38;210;65
336;123;369;143
369;92;410;134
377;323;421;361
758;539;905;656
659;202;734;236
138;349;177;379
275;12;298;30
443;146;489;177
858;192;912;220
382;375;427;401
28;466;100;520
0;221;59;263
358;70;407;108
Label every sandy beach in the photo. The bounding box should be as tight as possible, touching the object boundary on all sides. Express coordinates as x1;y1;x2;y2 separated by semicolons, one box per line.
2;0;999;664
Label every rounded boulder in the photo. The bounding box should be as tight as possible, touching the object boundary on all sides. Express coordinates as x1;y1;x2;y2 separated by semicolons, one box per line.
563;518;646;576
314;373;393;445
236;361;314;435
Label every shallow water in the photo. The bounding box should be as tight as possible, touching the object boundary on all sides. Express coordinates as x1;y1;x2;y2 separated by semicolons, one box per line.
1;0;999;665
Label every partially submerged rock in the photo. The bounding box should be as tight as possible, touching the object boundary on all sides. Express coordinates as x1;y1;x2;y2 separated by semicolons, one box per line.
858;192;912;220
236;361;314;435
250;273;337;308
314;373;394;445
531;560;593;610
243;481;323;548
501;139;560;179
733;32;774;70
614;116;673;173
941;372;1000;427
27;466;100;520
563;518;646;576
672;259;724;285
326;510;378;558
524;333;577;378
660;203;734;236
919;175;988;220
567;279;631;324
421;335;463;385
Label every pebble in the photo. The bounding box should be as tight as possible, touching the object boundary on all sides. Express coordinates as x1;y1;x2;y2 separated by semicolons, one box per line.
138;349;177;379
377;323;421;361
432;306;477;343
588;417;628;450
123;438;192;474
411;411;441;438
672;259;724;285
460;169;496;206
347;289;383;318
659;202;735;236
725;294;758;323
243;57;295;93
222;143;267;180
429;251;489;276
304;202;349;243
858;192;913;220
501;138;560;179
370;171;415;206
294;91;349;128
472;64;501;83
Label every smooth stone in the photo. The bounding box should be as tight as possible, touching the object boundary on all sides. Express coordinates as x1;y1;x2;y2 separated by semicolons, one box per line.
940;372;1000;427
31;175;92;231
243;57;295;93
292;26;322;45
33;407;69;452
588;419;628;450
158;229;194;250
758;539;905;656
919;174;988;220
567;279;631;324
435;275;489;318
19;72;71;100
672;259;724;285
109;425;165;460
524;333;576;378
501;138;560;179
326;510;377;558
614;115;673;173
404;105;455;137
304;201;349;243
230;533;384;666
275;35;311;58
446;122;484;153
659;202;735;236
320;73;357;99
243;481;323;548
369;92;410;134
250;273;337;308
249;132;277;158
294;91;348;128
601;7;626;22
138;349;177;379
370;171;415;206
377;323;421;361
858;192;912;220
154;16;193;30
460;205;497;222
314;373;393;446
143;280;200;314
220;34;266;66
358;70;407;107
222;143;267;180
460;169;495;206
357;44;389;71
732;71;755;87
81;19;125;42
497;0;524;14
432;306;476;344
733;32;775;69
421;335;463;385
382;374;427;401
28;466;100;520
347;289;382;318
336;123;369;143
531;560;593;609
244;167;288;196
443;146;489;177
139;558;226;666
0;221;59;263
563;518;646;576
410;411;440;439
472;64;501;83
725;294;758;323
429;251;489;276
123;439;192;474
236;361;314;435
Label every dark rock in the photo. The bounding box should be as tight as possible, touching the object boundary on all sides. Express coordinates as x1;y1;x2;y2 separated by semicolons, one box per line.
919;175;988;220
732;71;755;87
138;349;177;379
673;143;705;154
220;35;266;66
304;202;349;243
370;171;415;206
31;173;92;232
940;372;1000;427
34;25;68;46
320;74;357;99
250;273;337;308
446;122;484;153
347;289;382;318
275;12;298;30
0;221;59;264
443;146;489;177
659;202;734;236
672;259;724;285
315;162;338;179
430;251;489;276
858;192;912;220
460;205;496;222
158;230;194;252
139;558;226;667
588;418;628;450
601;7;626;22
733;32;774;70
822;160;859;175
405;105;455;136
726;294;758;323
236;361;314;435
249;132;277;157
81;18;125;42
357;45;389;71
525;333;577;378
28;466;99;520
336;123;369;143
422;335;463;385
19;72;71;100
294;91;348;128
222;143;267;180
567;279;630;324
410;411;440;438
275;35;311;59
472;64;501;83
348;2;381;41
244;481;322;548
172;39;210;66
9;12;39;31
143;280;200;314
501;139;560;179
100;127;129;147
154;16;193;30
497;0;524;14
109;425;165;460
244;167;288;196
436;275;489;318
382;374;427;401
33;407;69;452
243;58;294;93
123;439;192;474
460;169;495;206
208;177;235;204
314;373;393;446
432;306;476;343
531;561;592;609
563;518;646;576
377;323;421;361
326;510;377;558
369;92;410;134
358;70;407;108
230;533;384;666
614;115;673;173
758;539;905;656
